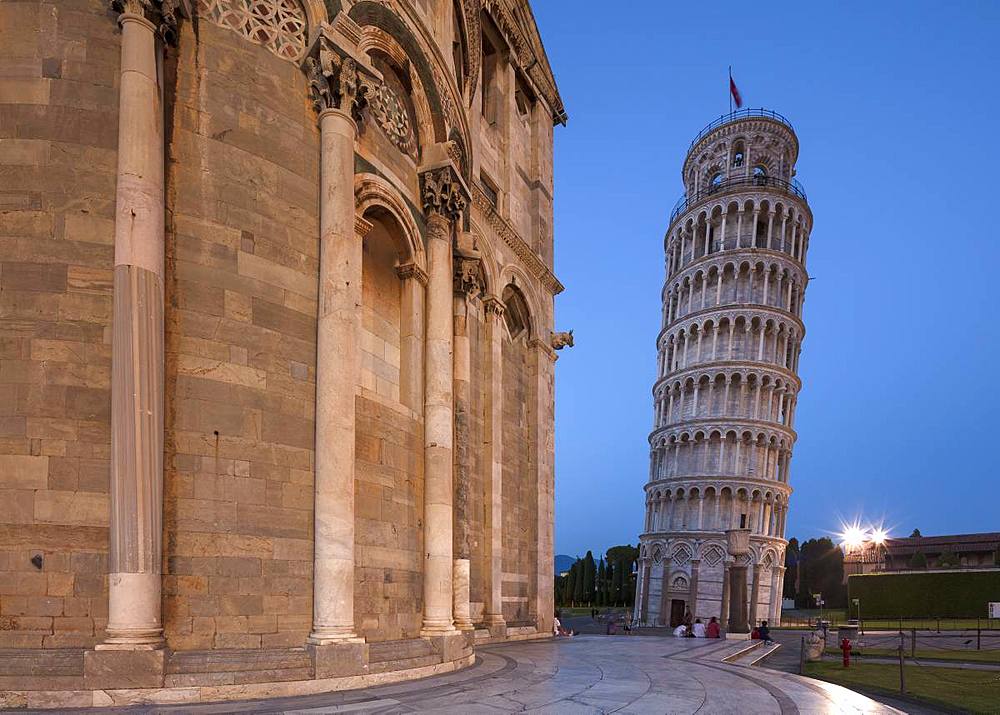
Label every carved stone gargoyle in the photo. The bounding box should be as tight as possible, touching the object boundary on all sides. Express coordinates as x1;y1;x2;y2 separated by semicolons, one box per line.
551;330;574;350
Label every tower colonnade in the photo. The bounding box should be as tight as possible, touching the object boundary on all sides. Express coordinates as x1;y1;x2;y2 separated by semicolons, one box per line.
636;109;812;631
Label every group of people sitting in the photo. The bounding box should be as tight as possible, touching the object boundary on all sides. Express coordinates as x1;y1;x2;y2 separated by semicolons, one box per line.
673;614;772;643
672;613;722;638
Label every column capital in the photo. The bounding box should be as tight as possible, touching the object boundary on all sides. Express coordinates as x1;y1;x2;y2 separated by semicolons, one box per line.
482;295;506;320
419;145;469;222
396;262;428;286
354;215;374;238
301;21;380;118
111;0;186;44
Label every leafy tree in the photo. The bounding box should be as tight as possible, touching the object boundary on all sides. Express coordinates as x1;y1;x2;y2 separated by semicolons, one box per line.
562;560;578;604
910;529;922;538
596;560;606;606
796;537;845;608
909;551;927;569
937;549;959;568
605;545;639;606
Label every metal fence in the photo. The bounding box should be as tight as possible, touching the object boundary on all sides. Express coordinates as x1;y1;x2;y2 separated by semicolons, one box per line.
668;174;807;225
686;108;795;150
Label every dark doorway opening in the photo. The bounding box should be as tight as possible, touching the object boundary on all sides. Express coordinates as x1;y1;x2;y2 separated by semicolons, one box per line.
670;599;686;628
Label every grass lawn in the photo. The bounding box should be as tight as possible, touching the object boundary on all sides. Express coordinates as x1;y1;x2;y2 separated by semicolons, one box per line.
824;647;1000;664
804;660;1000;713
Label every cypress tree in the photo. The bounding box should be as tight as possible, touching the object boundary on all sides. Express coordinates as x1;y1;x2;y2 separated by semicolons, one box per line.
573;559;585;603
562;562;576;604
582;551;596;604
596;560;606;606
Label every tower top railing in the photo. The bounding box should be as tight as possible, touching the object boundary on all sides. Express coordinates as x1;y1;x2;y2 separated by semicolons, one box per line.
687;108;795;151
669;174;807;225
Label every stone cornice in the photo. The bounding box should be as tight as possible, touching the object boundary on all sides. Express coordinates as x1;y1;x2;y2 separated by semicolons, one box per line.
643;476;793;498
653;362;802;395
471;184;563;295
648;418;797;445
659;303;805;344
665;248;808;288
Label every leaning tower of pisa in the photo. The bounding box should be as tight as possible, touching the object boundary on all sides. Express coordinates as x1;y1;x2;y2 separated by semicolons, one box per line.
635;109;812;631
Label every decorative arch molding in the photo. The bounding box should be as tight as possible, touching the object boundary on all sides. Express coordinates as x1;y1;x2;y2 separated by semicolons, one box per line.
348;1;459;148
468;219;499;296
355;173;425;271
498;264;542;340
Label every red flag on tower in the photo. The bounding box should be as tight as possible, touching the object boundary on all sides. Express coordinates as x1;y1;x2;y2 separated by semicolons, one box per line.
729;68;743;110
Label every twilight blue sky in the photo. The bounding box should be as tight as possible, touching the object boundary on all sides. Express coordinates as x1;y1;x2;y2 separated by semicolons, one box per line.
534;1;1000;558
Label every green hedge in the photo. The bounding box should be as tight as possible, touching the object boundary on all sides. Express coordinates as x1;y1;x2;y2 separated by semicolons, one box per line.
848;571;1000;618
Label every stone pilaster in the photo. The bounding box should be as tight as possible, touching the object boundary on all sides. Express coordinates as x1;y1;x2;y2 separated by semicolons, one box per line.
300;25;377;651
749;562;762;629
719;560;731;632
529;336;557;636
639;558;652;626
419;157;468;637
451;238;481;632
481;296;506;635
688;558;701;618
658;557;672;626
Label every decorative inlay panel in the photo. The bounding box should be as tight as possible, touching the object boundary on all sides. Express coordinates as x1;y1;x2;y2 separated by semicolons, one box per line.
197;0;307;61
365;80;418;158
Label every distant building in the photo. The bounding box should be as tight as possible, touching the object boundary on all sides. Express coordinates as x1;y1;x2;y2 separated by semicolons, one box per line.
884;533;1000;571
843;532;1000;580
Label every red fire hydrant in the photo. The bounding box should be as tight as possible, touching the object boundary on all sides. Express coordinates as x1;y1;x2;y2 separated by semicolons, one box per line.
841;638;852;668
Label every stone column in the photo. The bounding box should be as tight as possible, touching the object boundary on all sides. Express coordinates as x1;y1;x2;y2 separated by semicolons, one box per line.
482;296;505;633
749;562;762;629
727;562;749;633
452;242;481;632
418;161;467;637
103;0;175;652
307;107;364;645
297;32;376;648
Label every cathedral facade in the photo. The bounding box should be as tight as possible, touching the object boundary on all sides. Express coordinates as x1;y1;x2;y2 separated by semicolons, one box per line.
636;110;812;631
0;0;565;705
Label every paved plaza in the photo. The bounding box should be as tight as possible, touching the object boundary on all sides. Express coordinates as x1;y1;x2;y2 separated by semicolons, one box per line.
38;635;901;714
